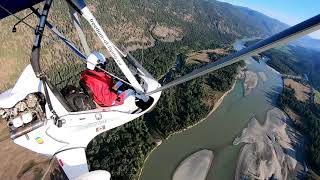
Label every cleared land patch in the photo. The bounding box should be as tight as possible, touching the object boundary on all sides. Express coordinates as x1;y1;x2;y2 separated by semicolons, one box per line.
284;79;310;102
314;90;320;104
187;49;227;63
0;122;65;180
152;24;183;42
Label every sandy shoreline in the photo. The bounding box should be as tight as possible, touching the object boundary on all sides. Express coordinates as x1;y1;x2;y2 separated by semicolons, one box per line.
137;80;238;180
258;72;267;82
172;150;214;180
244;71;258;96
234;108;298;180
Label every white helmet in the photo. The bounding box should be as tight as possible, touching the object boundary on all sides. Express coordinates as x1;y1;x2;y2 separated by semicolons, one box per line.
86;52;106;70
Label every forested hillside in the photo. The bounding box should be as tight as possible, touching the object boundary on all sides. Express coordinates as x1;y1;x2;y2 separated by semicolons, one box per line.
144;59;243;138
0;0;289;179
86;117;156;180
85;41;244;178
0;0;287;91
278;87;320;177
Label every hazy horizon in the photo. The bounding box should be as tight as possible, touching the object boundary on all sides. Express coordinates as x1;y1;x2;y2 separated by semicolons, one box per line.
217;0;320;40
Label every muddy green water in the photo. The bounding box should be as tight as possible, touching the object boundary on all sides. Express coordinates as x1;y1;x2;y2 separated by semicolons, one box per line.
140;40;283;180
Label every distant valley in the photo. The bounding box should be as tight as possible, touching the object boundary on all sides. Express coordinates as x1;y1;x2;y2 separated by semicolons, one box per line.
0;0;289;91
245;39;320;90
0;0;319;179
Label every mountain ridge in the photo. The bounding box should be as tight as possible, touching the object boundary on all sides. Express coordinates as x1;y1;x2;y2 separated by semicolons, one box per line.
217;0;320;51
0;0;299;91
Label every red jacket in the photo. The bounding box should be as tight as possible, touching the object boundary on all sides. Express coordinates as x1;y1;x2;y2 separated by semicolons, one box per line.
80;70;125;107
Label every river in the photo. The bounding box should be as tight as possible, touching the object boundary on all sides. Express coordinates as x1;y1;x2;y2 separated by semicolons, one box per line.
140;39;283;180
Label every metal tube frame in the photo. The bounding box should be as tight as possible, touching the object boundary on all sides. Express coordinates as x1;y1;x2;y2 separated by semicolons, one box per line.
65;0;144;92
147;14;320;95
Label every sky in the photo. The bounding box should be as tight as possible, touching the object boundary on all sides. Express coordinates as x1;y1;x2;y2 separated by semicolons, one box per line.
217;0;320;39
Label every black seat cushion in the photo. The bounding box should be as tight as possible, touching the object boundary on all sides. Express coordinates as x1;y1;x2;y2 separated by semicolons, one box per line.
80;80;94;98
61;84;96;112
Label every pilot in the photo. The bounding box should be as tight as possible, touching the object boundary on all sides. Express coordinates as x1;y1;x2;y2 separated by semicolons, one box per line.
80;52;148;107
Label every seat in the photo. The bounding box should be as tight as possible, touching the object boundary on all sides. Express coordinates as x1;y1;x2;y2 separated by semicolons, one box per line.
80;80;93;98
79;76;153;112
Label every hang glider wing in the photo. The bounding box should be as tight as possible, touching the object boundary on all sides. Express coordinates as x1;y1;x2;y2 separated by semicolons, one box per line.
0;0;44;20
147;14;320;94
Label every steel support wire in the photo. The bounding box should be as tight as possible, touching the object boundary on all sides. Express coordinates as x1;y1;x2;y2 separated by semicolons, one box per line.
147;14;320;95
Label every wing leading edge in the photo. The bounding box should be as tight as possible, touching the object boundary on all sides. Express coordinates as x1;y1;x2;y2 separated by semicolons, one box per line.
147;14;320;94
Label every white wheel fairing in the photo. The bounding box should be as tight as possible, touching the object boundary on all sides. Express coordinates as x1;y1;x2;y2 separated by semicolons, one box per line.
55;148;90;180
76;170;111;180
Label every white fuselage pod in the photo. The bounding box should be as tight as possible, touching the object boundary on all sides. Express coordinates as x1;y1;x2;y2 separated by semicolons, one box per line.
76;170;111;180
0;64;161;179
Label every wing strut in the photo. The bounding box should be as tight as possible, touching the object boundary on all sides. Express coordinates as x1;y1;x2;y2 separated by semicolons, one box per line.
68;5;91;56
65;0;144;92
30;8;134;87
147;14;320;95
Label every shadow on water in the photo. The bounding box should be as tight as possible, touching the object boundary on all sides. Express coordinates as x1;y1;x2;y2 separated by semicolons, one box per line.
296;168;308;180
283;147;299;162
285;117;308;174
263;86;283;106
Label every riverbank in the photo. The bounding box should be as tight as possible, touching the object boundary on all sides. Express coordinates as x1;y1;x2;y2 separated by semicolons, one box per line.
138;79;238;180
140;39;284;180
166;79;238;140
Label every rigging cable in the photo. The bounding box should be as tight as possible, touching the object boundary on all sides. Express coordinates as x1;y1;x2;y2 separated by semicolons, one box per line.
0;4;133;87
29;7;133;86
141;0;147;65
146;14;320;95
44;20;133;87
0;4;35;30
0;4;55;42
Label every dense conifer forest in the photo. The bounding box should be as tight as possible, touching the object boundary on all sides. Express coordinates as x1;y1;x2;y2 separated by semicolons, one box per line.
84;39;244;178
278;87;320;176
0;0;302;179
